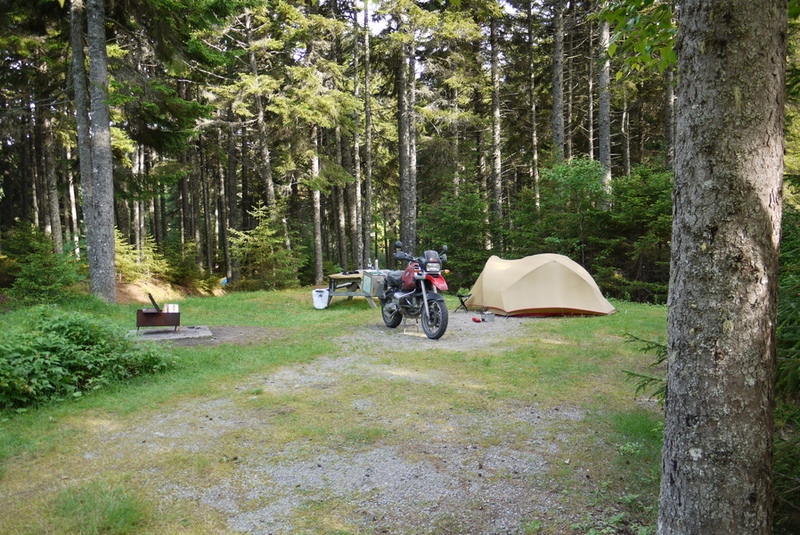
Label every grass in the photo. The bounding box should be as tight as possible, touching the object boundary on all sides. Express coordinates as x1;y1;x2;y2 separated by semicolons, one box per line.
0;290;666;535
47;479;150;535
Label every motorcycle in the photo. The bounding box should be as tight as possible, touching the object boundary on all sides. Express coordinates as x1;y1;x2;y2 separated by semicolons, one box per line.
380;241;450;339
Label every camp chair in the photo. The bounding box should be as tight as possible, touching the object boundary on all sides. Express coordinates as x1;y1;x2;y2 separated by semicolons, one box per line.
454;293;471;313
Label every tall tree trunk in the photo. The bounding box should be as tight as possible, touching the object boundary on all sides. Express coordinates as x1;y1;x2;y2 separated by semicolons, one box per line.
43;116;64;254
190;144;203;270
70;0;94;247
565;12;573;161
598;6;612;193
245;10;277;214
363;0;374;267
336;185;348;269
551;0;566;162
85;0;116;302
527;0;541;214
352;16;365;269
490;17;503;246
622;92;631;176
587;20;595;160
65;146;81;258
398;35;416;252
664;65;676;169
201;151;214;272
311;125;323;285
409;49;418;249
219;124;232;279
659;1;786;533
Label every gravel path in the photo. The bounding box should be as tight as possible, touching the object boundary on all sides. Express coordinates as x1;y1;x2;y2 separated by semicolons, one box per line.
167;314;581;534
9;312;589;534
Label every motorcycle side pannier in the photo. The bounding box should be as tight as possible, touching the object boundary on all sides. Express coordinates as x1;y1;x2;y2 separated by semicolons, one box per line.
362;272;385;296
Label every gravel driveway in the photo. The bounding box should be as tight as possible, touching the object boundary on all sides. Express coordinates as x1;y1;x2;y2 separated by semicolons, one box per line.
6;312;591;535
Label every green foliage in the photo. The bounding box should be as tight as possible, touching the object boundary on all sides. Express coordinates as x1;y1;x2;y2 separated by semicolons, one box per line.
3;223;85;306
607;408;662;530
776;208;800;533
778;209;800;400
600;0;677;76
418;188;492;290
458;162;674;304
115;230;170;284
510;158;608;261
229;204;300;290
774;402;800;534
0;307;176;409
623;334;667;404
50;480;149;535
162;240;205;288
602;167;673;303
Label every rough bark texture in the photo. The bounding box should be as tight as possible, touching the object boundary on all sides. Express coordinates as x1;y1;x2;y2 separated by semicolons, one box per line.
86;0;117;303
551;0;565;162
363;0;374;266
398;38;416;254
527;0;540;213
598;13;611;192
659;1;786;533
491;17;503;233
70;0;93;259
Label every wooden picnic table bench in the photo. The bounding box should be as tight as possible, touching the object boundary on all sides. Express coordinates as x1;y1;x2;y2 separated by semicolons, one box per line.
324;270;386;309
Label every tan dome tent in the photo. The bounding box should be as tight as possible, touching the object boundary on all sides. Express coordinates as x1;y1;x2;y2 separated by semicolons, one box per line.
464;254;615;316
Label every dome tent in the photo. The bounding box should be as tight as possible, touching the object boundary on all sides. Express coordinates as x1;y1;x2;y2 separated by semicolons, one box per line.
464;254;615;316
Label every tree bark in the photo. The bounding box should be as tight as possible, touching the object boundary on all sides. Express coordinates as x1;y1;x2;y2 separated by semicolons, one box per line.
85;0;117;303
398;34;416;253
551;0;566;162
352;17;365;269
598;8;612;193
664;65;676;169
245;10;277;214
490;17;503;244
43;116;64;254
363;0;374;266
311;125;324;286
70;0;93;251
659;1;786;533
527;0;540;214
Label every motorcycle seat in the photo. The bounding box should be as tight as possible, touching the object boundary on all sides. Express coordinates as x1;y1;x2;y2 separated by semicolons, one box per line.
386;270;404;287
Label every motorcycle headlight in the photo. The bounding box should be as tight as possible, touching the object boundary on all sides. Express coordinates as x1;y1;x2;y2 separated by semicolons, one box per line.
426;262;441;273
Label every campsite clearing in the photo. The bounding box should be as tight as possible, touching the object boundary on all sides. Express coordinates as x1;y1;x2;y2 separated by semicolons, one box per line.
0;290;665;535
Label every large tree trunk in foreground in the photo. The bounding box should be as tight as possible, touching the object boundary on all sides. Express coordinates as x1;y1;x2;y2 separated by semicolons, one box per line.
85;0;117;303
659;1;786;534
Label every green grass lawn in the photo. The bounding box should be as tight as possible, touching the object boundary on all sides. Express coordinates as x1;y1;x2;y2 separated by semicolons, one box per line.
0;290;666;535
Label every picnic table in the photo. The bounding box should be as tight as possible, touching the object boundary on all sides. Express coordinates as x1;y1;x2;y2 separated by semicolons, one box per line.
324;270;386;308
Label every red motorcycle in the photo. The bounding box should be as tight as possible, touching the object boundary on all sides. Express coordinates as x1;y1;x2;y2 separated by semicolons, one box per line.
380;241;449;339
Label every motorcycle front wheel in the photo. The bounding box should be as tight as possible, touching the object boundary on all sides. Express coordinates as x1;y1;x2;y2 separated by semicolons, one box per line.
421;298;448;339
382;302;403;328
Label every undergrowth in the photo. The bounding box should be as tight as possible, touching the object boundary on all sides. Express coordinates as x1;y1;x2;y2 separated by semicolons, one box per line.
0;306;176;409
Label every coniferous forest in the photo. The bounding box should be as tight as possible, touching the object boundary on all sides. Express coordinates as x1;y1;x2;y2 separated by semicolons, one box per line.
3;1;800;532
1;0;683;301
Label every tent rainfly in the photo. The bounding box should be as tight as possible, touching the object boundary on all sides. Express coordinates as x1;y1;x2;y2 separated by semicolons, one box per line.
464;254;615;316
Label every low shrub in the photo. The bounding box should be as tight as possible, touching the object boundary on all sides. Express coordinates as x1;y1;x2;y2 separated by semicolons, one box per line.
0;307;176;409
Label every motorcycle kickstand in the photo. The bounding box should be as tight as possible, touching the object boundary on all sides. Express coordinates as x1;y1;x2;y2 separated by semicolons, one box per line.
402;317;420;334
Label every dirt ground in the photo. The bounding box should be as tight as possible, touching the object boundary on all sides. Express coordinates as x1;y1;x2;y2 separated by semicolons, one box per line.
1;312;622;535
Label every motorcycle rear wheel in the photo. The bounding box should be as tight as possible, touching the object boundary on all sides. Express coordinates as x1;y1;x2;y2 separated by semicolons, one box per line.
382;302;402;328
421;298;448;339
